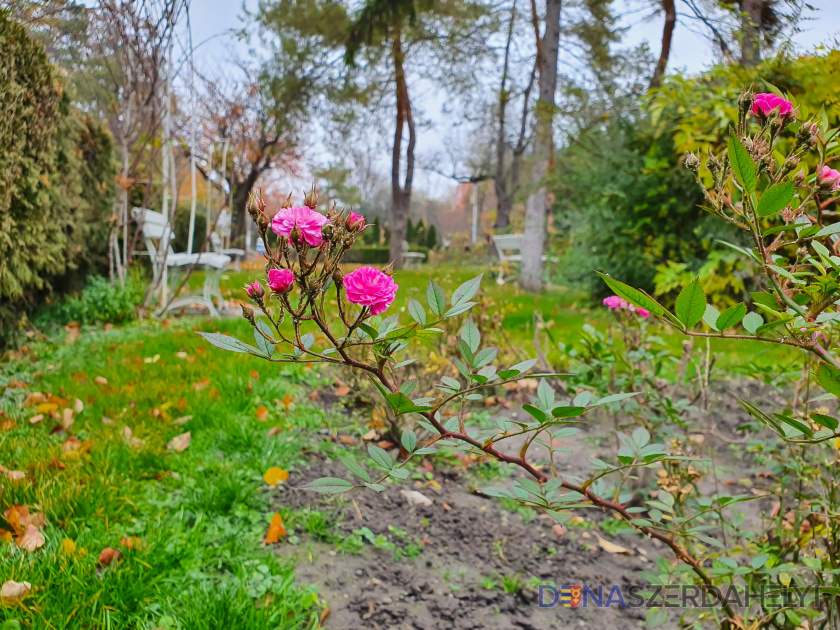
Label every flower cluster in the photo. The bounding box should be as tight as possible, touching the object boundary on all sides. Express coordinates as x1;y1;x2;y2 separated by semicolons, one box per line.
603;295;650;318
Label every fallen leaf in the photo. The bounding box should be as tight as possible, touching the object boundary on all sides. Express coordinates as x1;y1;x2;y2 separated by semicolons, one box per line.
362;429;378;441
0;419;13;431
263;467;289;486
265;513;286;544
62;408;74;429
400;490;433;507
97;546;122;567
6;380;28;389
280;395;293;409
250;369;260;379
24;392;46;405
120;536;143;551
377;441;395;450
101;416;114;425
37;402;58;414
0;465;25;482
167;431;191;452
595;534;631;555
552;524;567;539
338;435;356;445
29;414;44;425
61;436;82;454
255;406;269;421
1;580;31;604
17;524;45;551
484;396;496;407
61;538;76;555
123;427;145;449
192;377;211;391
94;376;108;385
176;351;188;359
309;391;319;401
267;427;283;437
173;415;192;425
335;386;351;397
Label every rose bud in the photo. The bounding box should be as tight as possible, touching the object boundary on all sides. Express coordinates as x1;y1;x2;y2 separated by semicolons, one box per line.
346;211;366;231
245;281;264;299
817;166;840;192
267;268;295;293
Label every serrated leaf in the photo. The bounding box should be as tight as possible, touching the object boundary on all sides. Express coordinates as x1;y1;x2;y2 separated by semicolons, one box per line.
812;413;839;431
460;318;480;353
728;133;756;194
451;274;483;306
675;280;706;328
302;477;354;494
196;331;260;355
716;303;746;331
596;273;665;317
339;455;370;482
473;347;498;368
742;312;763;334
408;298;426;326
368;444;393;470
757;181;795;217
444;302;478;317
426;279;446;317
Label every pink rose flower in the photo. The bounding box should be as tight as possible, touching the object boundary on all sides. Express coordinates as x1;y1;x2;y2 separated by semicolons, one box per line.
267;268;295;293
346;211;366;230
637;308;650;318
245;281;263;298
751;93;794;119
271;206;329;247
603;296;628;310
818;165;840;192
343;266;399;315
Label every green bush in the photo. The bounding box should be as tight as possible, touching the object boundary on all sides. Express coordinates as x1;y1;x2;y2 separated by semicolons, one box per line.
343;246;391;264
0;15;115;342
36;271;145;328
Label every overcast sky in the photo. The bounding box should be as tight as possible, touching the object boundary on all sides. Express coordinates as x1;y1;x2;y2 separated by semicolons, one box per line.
184;0;840;196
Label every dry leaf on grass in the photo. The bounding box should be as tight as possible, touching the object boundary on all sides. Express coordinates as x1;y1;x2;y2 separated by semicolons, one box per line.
334;386;351;397
61;538;76;555
73;398;84;413
120;536;143;551
595;534;631;555
265;513;286;544
0;419;14;431
173;415;192;425
0;465;25;482
62;408;74;429
97;546;122;567
167;431;190;452
263;467;289;486
24;392;46;406
255;406;269;421
192;377;211;391
18;524;45;551
94;376;108;385
28;414;44;425
101;416;114;425
1;580;31;604
123;427;145;449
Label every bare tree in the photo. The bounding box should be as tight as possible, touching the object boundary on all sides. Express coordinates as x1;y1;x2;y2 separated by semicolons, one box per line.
649;0;677;89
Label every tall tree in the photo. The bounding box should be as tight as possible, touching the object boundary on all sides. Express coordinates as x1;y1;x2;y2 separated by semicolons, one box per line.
739;0;762;67
649;0;676;89
520;0;561;291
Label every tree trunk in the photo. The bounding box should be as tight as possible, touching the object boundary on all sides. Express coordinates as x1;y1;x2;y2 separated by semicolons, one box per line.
494;2;517;230
740;0;762;67
649;0;676;90
389;29;415;268
521;0;561;292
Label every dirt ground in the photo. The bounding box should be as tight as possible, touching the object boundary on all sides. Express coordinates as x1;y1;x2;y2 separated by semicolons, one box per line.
273;380;779;629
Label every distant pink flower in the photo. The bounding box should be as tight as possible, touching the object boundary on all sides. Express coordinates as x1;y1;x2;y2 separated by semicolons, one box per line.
818;166;840;192
751;93;794;119
347;212;366;230
245;281;263;298
603;296;627;310
267;268;295;293
637;308;650;318
343;266;398;315
271;206;329;247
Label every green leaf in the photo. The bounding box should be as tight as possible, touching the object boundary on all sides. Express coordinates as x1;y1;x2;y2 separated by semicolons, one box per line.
300;333;315;350
646;608;668;629
473;347;498;368
742;312;763;334
407;298;426;326
816;363;840;398
301;477;355;494
385;392;432;415
389;468;409;480
702;304;720;331
426;279;446;317
196;331;260;355
757;181;795;217
551;406;586;419
597;273;666;317
368;444;393;470
812;413;839;432
675;280;706;328
254;321;275;358
451;274;483;306
339;455;370;482
774;414;813;438
460;318;480;353
443;302;478;317
816;223;840;238
522;404;547;423
716;303;746;331
728;133;756;194
365;483;385;492
401;430;417;452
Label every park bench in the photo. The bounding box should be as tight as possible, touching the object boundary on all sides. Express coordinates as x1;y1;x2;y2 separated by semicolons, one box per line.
491;233;556;284
132;208;231;317
401;240;426;268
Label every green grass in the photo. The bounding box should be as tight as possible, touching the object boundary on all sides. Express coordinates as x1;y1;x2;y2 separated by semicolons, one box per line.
0;320;332;629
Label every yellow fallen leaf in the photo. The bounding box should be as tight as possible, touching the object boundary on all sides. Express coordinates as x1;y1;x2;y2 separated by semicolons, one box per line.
1;580;31;604
167;431;191;452
265;513;286;544
595;534;631;555
61;538;76;556
36;402;58;414
263;467;289;486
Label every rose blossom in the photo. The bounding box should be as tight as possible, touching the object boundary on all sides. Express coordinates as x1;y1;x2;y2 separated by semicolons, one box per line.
751;93;794;119
346;211;365;230
603;295;649;317
343;266;398;315
818;165;840;192
267;268;295;293
271;206;329;247
245;281;263;298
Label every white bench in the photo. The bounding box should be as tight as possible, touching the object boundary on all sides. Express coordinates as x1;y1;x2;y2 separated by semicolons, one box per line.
132;208;231;317
492;234;556;284
401;240;426;268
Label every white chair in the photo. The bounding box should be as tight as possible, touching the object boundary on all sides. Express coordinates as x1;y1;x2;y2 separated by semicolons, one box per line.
492;234;557;284
401;240;426;268
132;208;231;317
210;232;245;271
